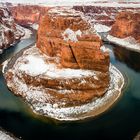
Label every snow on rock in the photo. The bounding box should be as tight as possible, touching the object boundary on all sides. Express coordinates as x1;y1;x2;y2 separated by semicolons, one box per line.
3;46;124;121
62;28;82;42
107;35;140;53
100;45;111;53
30;23;39;30
17;48;97;78
25;1;140;7
0;130;16;140
94;24;111;33
16;24;32;39
19;55;49;76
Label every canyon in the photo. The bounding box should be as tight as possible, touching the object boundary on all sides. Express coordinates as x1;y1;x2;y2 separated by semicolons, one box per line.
0;1;140;140
3;7;124;121
73;5;140;53
0;7;24;54
73;5;140;26
7;3;140;28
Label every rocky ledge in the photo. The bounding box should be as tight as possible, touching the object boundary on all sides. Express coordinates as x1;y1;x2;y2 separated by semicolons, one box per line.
3;8;124;121
3;46;124;121
107;11;140;53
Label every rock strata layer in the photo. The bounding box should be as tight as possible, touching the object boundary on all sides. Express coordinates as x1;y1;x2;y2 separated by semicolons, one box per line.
4;46;124;121
9;5;50;26
37;8;109;72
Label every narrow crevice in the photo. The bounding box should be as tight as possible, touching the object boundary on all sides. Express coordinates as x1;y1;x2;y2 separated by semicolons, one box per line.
69;44;79;67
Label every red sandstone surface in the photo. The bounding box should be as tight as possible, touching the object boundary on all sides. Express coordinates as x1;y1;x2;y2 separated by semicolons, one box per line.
110;11;140;43
37;8;109;72
9;5;50;26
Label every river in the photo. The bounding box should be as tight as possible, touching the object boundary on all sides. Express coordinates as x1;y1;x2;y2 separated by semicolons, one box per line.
0;34;140;140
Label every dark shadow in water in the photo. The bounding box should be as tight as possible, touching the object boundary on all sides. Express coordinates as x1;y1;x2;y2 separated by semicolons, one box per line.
113;45;140;72
0;107;140;140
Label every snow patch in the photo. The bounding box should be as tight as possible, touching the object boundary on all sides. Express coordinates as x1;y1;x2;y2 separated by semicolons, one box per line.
94;24;111;33
30;23;39;30
19;55;48;76
100;45;111;53
17;49;97;78
107;35;140;52
0;130;15;140
62;28;82;42
16;24;32;39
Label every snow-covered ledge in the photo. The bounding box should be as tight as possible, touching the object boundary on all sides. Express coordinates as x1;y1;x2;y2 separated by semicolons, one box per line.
94;24;111;42
0;130;17;140
3;46;125;121
94;24;111;33
107;35;140;53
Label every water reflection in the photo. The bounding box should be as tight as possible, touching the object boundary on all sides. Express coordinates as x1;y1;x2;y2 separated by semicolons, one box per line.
113;45;140;72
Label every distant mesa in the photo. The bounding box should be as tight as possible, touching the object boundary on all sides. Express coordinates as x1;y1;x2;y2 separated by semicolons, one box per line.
107;11;140;53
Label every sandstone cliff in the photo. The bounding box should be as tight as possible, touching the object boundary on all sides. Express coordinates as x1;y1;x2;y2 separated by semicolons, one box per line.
0;7;24;54
110;11;140;43
37;7;109;72
9;5;50;26
73;6;140;27
35;7;110;106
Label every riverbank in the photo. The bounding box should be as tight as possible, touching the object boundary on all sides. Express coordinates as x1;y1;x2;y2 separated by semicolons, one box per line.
107;35;140;53
3;45;125;121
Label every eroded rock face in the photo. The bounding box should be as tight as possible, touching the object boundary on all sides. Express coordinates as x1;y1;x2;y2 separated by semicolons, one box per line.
73;6;140;26
0;7;24;53
37;7;109;72
9;5;50;26
110;11;140;43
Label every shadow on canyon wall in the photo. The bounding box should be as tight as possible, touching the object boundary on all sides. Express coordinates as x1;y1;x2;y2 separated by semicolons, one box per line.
113;45;140;72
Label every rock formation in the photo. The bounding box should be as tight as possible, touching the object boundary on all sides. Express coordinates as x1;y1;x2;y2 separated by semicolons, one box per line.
37;8;109;72
3;7;125;121
0;7;24;54
28;7;109;107
6;7;110;106
110;11;140;43
107;11;140;53
9;5;50;26
73;6;140;26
